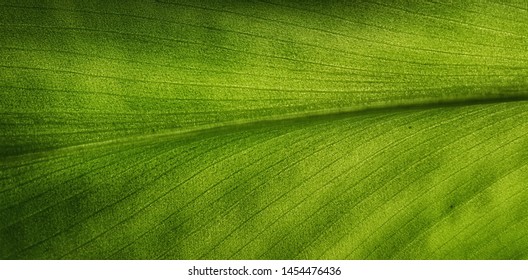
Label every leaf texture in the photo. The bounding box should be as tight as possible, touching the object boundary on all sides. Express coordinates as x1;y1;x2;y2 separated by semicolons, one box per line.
1;0;528;259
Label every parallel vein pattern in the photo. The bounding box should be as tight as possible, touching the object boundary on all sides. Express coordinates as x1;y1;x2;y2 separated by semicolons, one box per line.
1;0;528;259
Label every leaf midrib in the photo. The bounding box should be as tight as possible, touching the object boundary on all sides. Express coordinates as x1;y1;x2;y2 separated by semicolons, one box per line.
5;95;528;160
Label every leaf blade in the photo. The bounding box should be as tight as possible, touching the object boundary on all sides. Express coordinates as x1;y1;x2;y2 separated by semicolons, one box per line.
1;0;528;259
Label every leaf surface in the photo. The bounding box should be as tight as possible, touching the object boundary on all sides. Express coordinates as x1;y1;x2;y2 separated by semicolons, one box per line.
1;0;528;259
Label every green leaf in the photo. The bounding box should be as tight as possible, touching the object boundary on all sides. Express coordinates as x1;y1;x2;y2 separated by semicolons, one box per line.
1;0;528;259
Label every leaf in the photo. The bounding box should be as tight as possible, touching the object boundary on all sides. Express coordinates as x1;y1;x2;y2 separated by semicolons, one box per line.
1;0;527;259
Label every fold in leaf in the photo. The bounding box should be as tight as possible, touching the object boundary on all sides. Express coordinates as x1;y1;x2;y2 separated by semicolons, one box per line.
1;0;528;259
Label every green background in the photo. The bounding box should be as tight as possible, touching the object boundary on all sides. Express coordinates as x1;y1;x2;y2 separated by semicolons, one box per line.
1;0;528;259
